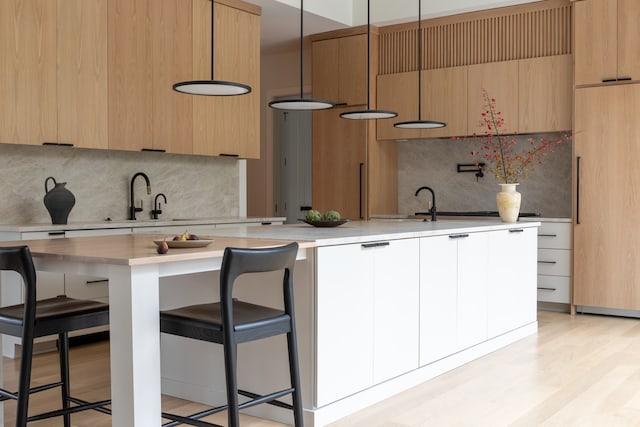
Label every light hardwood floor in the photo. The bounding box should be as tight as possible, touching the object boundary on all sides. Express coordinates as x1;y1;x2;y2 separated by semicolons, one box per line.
5;310;640;426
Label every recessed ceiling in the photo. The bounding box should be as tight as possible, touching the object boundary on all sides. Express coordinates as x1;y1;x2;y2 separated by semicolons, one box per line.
249;0;543;54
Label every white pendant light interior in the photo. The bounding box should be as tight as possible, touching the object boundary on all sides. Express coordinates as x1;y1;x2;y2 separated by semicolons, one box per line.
173;0;251;96
393;0;446;129
340;0;397;120
269;0;334;111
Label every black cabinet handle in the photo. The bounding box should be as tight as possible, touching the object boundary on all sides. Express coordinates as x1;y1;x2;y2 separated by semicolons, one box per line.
42;142;74;147
509;229;524;233
538;233;557;237
359;163;364;220
220;153;239;157
48;231;65;236
361;242;390;249
300;206;312;211
448;233;469;239
537;287;557;291
602;78;617;83
617;77;632;81
86;279;108;285
260;222;272;225
141;148;166;153
576;156;581;225
538;260;557;264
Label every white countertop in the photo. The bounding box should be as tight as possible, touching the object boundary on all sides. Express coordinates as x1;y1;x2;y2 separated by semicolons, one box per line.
0;217;285;233
203;219;541;246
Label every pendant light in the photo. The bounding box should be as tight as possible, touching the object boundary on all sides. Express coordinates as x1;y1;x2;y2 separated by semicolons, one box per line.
394;0;446;129
269;0;334;110
173;0;251;96
340;0;397;120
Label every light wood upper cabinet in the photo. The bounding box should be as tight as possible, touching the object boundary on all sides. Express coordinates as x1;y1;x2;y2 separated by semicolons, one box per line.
467;61;519;136
192;0;260;158
57;0;108;149
518;55;572;133
151;0;193;155
377;67;467;140
0;0;57;146
108;0;153;152
422;67;467;138
574;0;640;86
573;84;640;310
312;34;368;106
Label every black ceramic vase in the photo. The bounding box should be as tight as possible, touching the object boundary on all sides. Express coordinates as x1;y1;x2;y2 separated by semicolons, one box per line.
43;177;76;225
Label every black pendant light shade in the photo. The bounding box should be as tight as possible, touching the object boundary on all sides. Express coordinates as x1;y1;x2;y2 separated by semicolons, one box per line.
340;0;397;120
393;0;445;129
173;0;251;96
269;0;334;110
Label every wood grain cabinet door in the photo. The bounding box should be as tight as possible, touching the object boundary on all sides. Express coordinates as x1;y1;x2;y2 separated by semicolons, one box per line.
0;0;57;146
573;84;640;310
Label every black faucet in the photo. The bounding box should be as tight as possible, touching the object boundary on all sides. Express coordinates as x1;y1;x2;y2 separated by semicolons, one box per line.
150;193;167;220
129;172;151;220
415;186;437;221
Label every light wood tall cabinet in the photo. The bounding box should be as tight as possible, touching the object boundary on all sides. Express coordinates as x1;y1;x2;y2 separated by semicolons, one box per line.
573;84;640;310
574;0;640;86
311;33;368;106
0;0;57;146
311;28;397;219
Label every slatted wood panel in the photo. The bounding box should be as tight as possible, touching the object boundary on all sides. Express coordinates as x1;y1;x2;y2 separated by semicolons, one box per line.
379;0;571;75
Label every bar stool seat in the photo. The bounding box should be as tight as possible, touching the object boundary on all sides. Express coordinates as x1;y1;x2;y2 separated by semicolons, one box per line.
0;246;111;427
160;242;303;427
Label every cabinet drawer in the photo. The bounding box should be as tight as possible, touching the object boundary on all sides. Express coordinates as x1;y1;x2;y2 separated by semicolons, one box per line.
537;222;571;249
537;275;570;304
537;248;571;276
65;275;108;301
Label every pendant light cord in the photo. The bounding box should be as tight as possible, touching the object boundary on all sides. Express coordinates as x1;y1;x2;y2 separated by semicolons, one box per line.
300;0;304;98
366;0;371;109
210;0;215;80
417;0;422;120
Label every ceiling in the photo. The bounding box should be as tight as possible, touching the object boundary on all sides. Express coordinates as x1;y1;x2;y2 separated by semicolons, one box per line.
248;0;542;54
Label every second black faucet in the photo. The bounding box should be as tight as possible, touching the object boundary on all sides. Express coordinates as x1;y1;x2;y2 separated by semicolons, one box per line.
415;186;437;221
129;172;151;220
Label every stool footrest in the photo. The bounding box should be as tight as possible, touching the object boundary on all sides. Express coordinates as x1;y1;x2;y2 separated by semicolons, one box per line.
238;388;295;410
162;410;225;427
27;398;111;422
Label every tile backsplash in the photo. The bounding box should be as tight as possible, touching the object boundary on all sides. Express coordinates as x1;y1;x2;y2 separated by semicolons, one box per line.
0;144;239;225
397;133;572;218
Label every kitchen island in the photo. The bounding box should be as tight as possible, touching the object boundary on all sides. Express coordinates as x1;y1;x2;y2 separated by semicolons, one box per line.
0;219;539;427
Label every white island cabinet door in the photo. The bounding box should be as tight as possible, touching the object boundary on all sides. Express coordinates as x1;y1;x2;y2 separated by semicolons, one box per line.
371;238;419;384
456;232;489;350
487;227;537;338
419;234;458;366
316;244;374;407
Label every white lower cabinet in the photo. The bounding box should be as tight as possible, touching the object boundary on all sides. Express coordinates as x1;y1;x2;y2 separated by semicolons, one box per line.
487;227;537;337
419;232;488;366
315;238;419;407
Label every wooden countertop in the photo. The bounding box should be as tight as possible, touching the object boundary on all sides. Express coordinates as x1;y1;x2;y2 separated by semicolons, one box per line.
0;234;312;266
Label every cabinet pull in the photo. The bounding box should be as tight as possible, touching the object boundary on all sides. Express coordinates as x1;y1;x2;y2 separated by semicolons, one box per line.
219;153;239;157
448;233;469;239
260;222;272;225
42;142;74;147
141;148;166;153
361;242;390;248
576;156;581;224
538;260;557;264
509;229;524;233
617;77;632;81
359;163;364;220
601;78;617;83
334;103;348;107
538;233;557;237
537;287;557;291
86;279;108;285
48;231;65;236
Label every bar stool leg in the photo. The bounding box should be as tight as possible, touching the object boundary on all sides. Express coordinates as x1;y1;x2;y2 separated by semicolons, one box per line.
287;330;304;427
58;333;71;427
223;340;240;427
16;336;35;427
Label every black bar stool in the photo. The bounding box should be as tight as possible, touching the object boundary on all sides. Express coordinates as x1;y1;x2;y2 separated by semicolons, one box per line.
0;246;111;427
160;242;303;427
